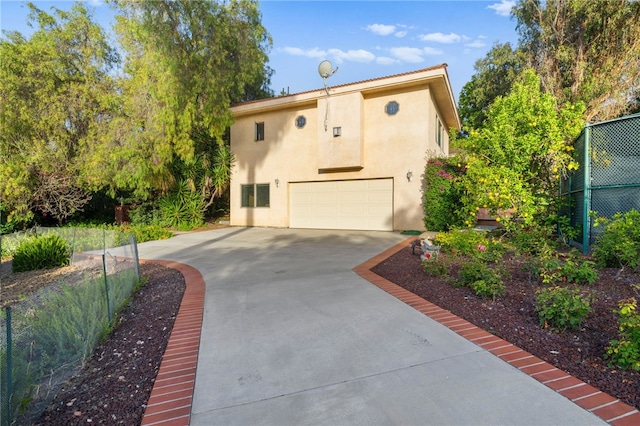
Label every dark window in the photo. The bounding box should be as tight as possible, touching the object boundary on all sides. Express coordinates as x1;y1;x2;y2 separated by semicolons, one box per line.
385;101;399;116
241;183;269;207
256;184;270;207
436;118;443;147
255;122;265;141
295;115;306;128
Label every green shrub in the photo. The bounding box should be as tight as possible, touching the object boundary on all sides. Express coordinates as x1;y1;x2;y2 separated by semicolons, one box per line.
120;224;173;243
436;230;485;256
526;248;598;285
535;286;592;331
158;185;205;231
435;230;505;263
12;234;70;272
592;209;640;268
128;202;161;226
423;157;466;231
457;260;506;300
561;255;599;284
421;258;449;277
606;298;640;370
507;224;556;256
470;278;505;301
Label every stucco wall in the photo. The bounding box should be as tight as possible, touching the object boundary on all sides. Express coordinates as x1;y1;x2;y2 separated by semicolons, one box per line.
230;74;453;231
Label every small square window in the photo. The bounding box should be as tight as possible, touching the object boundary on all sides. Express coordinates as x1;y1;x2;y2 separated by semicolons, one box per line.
255;122;265;141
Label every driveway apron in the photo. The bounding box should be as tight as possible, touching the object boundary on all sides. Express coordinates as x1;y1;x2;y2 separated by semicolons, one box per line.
137;227;605;425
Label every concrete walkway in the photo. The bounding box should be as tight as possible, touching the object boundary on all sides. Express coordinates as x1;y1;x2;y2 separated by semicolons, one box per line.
137;227;609;425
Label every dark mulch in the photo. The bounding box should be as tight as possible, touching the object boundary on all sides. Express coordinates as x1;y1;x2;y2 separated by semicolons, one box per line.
371;246;640;411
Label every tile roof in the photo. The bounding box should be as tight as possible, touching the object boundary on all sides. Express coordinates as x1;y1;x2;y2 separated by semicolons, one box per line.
233;63;448;107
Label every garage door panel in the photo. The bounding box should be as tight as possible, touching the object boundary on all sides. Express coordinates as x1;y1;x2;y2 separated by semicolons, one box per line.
290;179;393;231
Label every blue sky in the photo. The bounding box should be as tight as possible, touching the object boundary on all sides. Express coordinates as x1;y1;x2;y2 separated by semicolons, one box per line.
1;0;519;101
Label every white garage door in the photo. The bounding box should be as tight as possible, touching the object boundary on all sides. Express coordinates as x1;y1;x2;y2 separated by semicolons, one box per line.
289;179;393;231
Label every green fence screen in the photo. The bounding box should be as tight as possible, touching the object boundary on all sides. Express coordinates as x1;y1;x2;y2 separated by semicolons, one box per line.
1;227;140;425
560;112;640;252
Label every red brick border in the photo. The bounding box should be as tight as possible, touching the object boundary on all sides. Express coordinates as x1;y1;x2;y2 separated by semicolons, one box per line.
353;237;640;426
139;260;205;426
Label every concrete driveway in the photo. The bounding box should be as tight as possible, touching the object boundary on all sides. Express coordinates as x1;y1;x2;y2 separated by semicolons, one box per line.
137;227;605;425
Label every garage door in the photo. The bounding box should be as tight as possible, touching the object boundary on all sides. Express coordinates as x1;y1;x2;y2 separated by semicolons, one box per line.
289;179;393;231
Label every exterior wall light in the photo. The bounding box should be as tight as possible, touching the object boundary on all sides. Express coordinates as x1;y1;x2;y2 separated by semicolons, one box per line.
275;178;280;187
333;126;341;137
406;170;413;182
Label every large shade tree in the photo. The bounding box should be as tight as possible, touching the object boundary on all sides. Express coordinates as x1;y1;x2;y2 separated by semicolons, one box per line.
458;42;524;129
514;0;640;122
0;3;119;224
109;0;273;212
458;0;640;129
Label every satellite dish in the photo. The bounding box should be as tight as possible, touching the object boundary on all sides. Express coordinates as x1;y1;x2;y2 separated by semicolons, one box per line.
318;60;335;78
318;60;338;131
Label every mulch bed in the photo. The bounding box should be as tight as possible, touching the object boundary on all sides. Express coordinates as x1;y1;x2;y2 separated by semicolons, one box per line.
371;246;640;411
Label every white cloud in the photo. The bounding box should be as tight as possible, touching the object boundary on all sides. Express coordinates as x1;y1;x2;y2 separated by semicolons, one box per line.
390;47;425;63
395;30;407;38
418;32;463;44
423;46;444;55
328;48;376;64
465;39;486;48
376;56;399;65
365;24;396;36
281;47;327;58
488;0;516;17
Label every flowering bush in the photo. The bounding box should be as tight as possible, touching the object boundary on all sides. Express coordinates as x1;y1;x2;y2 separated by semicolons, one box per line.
422;156;466;231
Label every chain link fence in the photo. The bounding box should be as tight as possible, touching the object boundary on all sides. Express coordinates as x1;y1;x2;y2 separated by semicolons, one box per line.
560;113;640;252
1;227;140;425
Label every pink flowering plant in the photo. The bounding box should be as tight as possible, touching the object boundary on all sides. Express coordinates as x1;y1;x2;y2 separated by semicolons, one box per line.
422;156;466;231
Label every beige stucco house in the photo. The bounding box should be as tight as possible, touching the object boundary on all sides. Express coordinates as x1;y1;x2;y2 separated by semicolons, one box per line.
229;63;460;231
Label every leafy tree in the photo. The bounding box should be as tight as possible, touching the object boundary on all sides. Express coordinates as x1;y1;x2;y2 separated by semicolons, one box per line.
456;69;584;228
514;0;640;121
108;0;272;214
458;42;524;129
0;3;119;224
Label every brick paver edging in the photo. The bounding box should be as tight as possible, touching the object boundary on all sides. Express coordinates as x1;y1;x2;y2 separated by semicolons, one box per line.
139;259;205;426
353;237;640;426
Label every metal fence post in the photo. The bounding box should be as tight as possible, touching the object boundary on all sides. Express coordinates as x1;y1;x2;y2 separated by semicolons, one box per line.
582;124;591;253
102;254;112;323
131;234;140;280
5;307;12;426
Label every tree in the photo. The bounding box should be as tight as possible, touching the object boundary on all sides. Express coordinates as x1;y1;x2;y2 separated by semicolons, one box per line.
109;0;273;211
0;3;119;224
456;69;584;228
458;42;524;130
514;0;640;122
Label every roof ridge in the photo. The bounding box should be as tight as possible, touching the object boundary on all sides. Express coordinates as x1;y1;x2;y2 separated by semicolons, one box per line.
234;63;448;107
